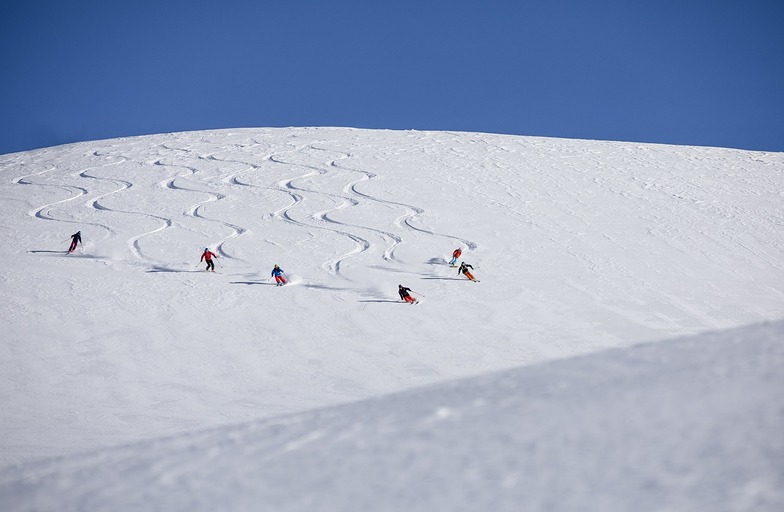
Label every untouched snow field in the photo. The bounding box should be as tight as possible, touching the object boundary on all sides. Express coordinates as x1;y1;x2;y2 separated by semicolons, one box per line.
1;127;782;510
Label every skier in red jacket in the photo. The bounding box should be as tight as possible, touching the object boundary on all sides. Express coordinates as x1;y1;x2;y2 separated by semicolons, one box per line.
200;248;217;272
449;247;462;266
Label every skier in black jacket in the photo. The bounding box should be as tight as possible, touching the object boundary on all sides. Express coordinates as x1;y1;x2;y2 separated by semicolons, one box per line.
67;231;82;253
458;262;477;281
398;285;418;304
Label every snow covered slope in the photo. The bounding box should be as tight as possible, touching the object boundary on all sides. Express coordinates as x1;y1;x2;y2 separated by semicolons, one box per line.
2;320;782;512
0;127;782;509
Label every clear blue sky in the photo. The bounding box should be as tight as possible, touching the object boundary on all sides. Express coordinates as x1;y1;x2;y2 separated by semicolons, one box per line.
2;0;783;155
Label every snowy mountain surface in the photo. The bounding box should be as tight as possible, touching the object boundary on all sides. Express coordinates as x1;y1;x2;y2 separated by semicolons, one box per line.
0;127;782;510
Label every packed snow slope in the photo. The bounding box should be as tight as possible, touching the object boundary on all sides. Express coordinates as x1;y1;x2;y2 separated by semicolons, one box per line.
0;127;782;508
2;321;782;512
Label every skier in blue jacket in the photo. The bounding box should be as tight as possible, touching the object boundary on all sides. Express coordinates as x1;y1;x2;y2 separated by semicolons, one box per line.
271;264;287;286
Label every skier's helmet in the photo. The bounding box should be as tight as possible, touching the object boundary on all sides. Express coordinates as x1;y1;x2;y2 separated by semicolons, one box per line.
204;248;209;252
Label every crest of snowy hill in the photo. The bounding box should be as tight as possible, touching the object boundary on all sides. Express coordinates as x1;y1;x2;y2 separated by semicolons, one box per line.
0;127;782;510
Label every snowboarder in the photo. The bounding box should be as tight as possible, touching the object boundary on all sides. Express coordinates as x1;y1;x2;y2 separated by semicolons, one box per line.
449;247;462;266
200;248;217;272
398;285;418;304
67;231;82;253
271;264;287;286
458;261;477;281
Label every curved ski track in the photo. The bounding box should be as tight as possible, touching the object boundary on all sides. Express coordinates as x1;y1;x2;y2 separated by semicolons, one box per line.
152;154;247;262
86;149;176;264
331;156;478;253
263;143;477;280
16;135;477;287
201;143;373;280
14;164;88;223
14;156;125;241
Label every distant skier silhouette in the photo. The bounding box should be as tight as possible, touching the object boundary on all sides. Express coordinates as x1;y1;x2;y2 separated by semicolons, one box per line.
200;248;217;272
67;231;82;253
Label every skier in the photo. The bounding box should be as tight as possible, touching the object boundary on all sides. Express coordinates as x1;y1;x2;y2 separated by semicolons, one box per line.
271;264;287;286
200;248;217;272
457;261;477;281
67;231;82;253
398;285;418;304
449;247;462;266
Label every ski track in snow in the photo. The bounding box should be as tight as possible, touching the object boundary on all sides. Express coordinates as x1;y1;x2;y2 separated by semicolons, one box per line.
195;138;475;283
76;153;128;240
334;156;478;254
266;142;477;280
14;164;88;224
33;132;468;286
268;145;380;279
86;148;175;264
153;152;248;262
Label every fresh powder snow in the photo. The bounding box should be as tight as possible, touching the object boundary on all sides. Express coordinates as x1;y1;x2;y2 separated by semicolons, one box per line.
0;127;782;511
